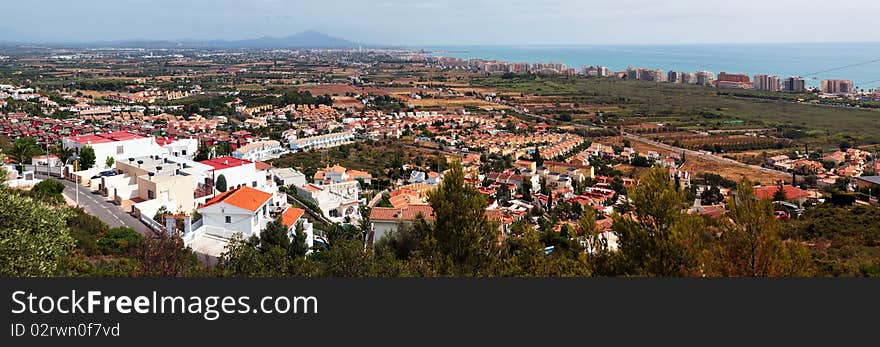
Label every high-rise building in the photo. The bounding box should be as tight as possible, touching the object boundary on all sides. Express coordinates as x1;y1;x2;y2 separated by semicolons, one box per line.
667;71;683;83
695;71;715;86
680;72;697;84
783;76;806;93
821;79;855;94
715;72;753;88
754;74;781;92
597;66;610;77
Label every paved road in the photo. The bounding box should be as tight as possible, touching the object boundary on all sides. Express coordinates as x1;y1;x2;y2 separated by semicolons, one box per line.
621;132;799;180
39;174;152;236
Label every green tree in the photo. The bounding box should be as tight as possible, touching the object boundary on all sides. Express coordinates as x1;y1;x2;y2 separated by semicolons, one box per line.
215;174;228;192
0;192;75;277
79;146;96;170
11;137;42;165
703;180;812;277
613;168;705;276
105;156;115;169
260;218;291;251
427;161;498;276
772;184;787;202
50;144;74;164
289;222;310;258
532;147;544;167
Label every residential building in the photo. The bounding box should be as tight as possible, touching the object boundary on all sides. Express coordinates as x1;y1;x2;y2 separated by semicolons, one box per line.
754;74;782;92
715;72;753;89
195;186;277;239
695;71;715;86
269;167;307;187
783;76;807;93
289;131;354;152
62;131;165;171
233;140;286;161
369;204;434;243
295;181;361;222
821;79;855;95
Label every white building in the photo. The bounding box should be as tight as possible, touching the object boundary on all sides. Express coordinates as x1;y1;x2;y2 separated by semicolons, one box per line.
233;140;287;162
269;167;307;187
289;131;355;152
62;131;165;170
295;181;360;222
198;156;276;194
156;137;199;160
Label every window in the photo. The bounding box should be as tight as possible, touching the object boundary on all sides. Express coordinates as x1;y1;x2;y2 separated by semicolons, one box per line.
116;146;124;155
225;216;231;224
252;181;257;187
147;190;155;199
181;150;187;156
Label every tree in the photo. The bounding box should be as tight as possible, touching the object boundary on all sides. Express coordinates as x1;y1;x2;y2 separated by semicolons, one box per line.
700;186;724;205
772;184;787;202
10;137;42;165
135;231;200;277
703;180;812;277
532;147;544;167
105;156;115;169
50;144;74;164
289;222;309;258
79;146;96;170
427;161;498;276
0;192;75;277
30;179;66;204
215;174;228;192
612;168;705;276
260;218;291;251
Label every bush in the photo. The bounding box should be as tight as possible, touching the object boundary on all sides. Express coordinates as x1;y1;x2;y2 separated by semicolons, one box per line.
30;179;66;203
97;227;144;255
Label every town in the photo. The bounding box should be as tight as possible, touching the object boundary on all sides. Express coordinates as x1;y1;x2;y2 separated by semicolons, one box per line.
2;45;879;277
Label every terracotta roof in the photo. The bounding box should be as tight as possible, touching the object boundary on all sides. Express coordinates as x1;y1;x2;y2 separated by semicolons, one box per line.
370;204;434;221
199;156;252;170
254;161;272;171
280;207;305;228
754;185;815;201
200;186;272;212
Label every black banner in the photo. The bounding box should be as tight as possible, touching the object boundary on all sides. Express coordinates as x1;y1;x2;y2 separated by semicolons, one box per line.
1;279;878;345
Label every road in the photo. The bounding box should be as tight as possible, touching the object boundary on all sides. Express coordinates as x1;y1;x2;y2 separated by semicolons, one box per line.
39;174;152;236
621;132;800;180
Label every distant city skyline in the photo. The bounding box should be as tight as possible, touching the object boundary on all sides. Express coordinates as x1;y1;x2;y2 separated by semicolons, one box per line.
2;0;879;45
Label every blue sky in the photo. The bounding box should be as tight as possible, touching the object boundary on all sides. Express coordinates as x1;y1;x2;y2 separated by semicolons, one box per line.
1;0;878;45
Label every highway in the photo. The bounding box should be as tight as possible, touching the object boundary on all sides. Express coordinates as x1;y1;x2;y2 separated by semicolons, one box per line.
621;132;800;180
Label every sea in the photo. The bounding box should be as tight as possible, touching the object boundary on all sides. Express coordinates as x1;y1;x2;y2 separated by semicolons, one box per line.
425;42;880;89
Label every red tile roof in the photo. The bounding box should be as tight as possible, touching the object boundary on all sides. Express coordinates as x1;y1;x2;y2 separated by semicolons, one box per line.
200;186;272;212
199;156;252;170
370;204;434;221
281;207;305;228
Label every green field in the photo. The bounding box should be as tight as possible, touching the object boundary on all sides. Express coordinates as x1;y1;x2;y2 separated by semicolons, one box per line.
474;75;880;145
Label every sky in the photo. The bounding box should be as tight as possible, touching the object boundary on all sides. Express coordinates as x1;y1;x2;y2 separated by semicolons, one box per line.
1;0;879;46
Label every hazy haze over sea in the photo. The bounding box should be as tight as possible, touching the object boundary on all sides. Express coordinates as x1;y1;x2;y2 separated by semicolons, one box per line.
426;42;880;89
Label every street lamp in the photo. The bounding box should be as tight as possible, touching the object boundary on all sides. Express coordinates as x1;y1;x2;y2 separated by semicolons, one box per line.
65;155;80;208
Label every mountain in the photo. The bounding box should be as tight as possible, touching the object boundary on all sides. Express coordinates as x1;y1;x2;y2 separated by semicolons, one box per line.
27;30;361;49
228;30;358;48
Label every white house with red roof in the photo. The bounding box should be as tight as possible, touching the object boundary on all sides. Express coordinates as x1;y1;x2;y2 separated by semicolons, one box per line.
195;186;279;239
62;131;165;170
186;187;312;257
